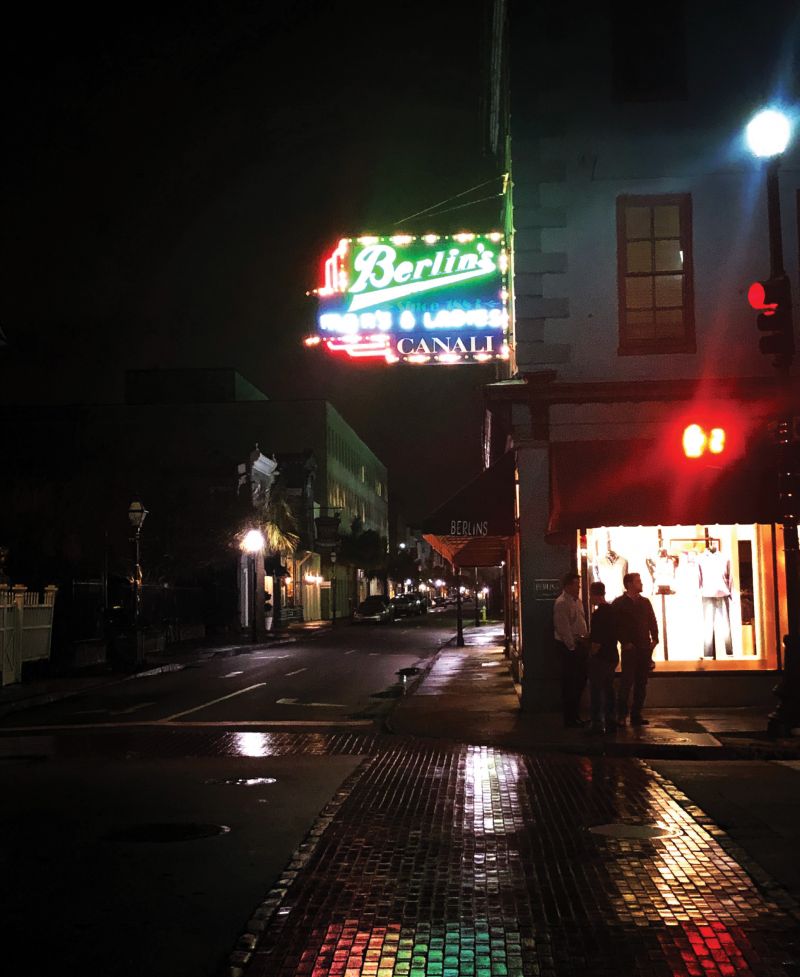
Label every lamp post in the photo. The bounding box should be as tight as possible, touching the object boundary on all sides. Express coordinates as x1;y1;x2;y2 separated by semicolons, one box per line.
746;108;800;735
127;500;148;649
241;528;265;644
456;570;465;647
330;550;338;625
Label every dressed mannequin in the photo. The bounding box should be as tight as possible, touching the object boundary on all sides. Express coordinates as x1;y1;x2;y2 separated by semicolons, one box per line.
592;533;628;602
698;541;732;659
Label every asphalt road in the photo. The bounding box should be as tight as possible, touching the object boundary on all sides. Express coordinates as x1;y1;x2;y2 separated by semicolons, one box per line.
0;610;455;731
0;613;456;977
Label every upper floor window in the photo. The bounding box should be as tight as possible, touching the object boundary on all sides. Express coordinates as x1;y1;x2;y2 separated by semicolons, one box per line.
617;194;695;355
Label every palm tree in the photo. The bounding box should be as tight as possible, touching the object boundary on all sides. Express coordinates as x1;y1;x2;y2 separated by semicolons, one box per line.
256;479;299;630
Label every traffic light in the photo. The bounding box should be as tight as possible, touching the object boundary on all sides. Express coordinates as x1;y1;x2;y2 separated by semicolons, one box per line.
682;424;727;459
748;275;795;364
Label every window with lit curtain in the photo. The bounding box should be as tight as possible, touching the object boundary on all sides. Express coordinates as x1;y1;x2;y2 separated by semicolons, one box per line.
616;194;695;355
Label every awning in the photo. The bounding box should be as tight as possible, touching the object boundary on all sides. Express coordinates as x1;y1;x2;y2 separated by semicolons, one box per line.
548;438;780;539
422;450;516;567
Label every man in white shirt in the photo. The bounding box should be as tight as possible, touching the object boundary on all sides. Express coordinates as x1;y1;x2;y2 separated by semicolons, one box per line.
553;571;589;727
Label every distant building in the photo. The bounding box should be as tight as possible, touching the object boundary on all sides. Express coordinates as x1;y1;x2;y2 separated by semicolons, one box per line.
0;368;388;643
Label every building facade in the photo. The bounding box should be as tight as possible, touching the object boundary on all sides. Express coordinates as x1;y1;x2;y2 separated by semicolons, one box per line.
487;0;800;708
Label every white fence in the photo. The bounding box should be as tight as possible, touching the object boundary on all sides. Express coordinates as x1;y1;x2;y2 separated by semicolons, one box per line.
1;586;58;687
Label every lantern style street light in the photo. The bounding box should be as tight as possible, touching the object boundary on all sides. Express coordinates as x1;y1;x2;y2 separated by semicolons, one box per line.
745;108;800;735
241;528;265;643
127;500;148;631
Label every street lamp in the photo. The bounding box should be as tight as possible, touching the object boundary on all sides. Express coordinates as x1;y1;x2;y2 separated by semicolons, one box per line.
241;528;265;643
745;108;800;735
127;499;148;637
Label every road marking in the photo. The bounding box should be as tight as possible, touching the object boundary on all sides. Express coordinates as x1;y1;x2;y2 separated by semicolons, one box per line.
285;668;308;677
222;670;244;677
276;697;347;708
344;650;356;655
369;652;379;656
162;683;267;721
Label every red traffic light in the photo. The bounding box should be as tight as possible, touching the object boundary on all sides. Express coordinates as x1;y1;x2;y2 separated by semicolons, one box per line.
682;424;727;459
747;275;794;364
747;281;778;314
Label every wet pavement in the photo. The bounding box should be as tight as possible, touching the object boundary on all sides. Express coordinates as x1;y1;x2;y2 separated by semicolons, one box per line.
232;741;800;977
4;624;800;976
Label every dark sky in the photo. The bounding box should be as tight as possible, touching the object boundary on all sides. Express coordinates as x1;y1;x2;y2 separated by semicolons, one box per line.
1;0;502;523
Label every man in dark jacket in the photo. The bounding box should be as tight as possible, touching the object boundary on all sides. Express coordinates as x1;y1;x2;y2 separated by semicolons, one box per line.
587;581;619;734
611;572;659;726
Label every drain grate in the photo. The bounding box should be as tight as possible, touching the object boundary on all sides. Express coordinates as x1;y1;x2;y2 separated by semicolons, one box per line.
104;822;231;843
588;822;682;840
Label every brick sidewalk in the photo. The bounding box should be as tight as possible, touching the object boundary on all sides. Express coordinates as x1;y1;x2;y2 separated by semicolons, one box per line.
233;738;800;977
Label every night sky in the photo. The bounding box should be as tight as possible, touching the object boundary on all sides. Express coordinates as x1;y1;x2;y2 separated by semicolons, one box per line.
1;0;502;523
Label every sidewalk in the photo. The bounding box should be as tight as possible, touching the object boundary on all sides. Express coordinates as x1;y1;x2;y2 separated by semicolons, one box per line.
391;624;800;760
233;630;800;977
0;621;329;720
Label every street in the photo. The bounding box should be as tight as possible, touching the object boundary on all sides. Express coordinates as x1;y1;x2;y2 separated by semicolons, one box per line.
0;613;448;977
3;618;800;977
0;611;452;731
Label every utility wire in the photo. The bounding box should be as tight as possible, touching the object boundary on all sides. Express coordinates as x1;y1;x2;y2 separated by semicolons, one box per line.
393;175;507;227
395;193;503;223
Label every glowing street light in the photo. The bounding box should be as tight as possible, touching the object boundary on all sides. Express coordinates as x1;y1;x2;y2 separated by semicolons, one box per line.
745;108;792;158
241;529;265;643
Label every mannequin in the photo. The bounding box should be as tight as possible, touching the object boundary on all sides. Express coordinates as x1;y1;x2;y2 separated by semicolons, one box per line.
592;531;628;602
699;540;732;658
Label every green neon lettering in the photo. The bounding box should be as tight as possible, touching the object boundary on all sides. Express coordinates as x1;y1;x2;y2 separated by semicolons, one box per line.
350;244;396;293
349;271;493;311
394;260;414;284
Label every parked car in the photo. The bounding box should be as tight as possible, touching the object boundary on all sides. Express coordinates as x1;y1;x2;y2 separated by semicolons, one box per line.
389;594;416;618
353;595;394;624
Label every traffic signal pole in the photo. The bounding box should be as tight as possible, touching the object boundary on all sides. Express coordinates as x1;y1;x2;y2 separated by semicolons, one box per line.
764;158;800;737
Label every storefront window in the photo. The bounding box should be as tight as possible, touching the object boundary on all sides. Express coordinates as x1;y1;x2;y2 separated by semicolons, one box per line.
583;524;776;668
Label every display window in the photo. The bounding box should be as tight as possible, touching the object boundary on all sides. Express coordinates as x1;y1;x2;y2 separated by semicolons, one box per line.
582;524;781;670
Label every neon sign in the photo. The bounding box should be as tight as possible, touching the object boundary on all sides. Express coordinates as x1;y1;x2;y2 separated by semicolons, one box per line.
308;233;510;365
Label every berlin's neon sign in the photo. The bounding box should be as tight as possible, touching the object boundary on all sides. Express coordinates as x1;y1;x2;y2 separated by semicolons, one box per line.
308;233;510;365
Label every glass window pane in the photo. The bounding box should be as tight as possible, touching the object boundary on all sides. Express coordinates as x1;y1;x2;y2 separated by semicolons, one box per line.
654;274;683;308
626;310;655;340
626;241;652;273
655;309;685;339
626;275;653;309
625;206;651;239
655;239;683;272
653;205;680;237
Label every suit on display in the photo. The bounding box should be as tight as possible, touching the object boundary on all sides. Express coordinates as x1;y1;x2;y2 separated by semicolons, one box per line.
699;545;732;659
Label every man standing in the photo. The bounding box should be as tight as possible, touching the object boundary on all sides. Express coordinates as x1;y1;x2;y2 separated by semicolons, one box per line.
612;572;659;726
587;581;619;734
553;571;589;727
